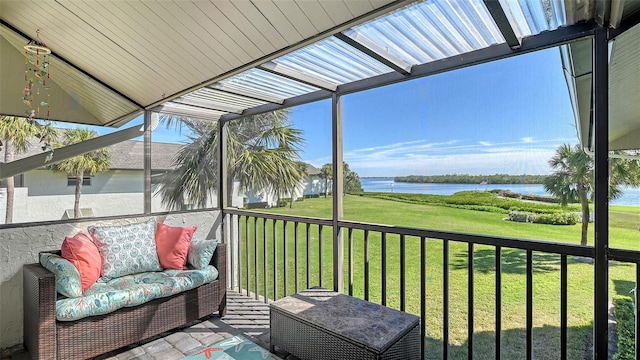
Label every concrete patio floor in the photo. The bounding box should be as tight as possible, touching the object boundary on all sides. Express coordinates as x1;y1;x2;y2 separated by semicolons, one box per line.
5;291;299;360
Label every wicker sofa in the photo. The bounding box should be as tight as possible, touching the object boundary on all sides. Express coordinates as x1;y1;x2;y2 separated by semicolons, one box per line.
23;243;227;360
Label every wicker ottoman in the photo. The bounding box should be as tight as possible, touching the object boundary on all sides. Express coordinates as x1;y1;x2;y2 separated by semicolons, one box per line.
270;288;420;360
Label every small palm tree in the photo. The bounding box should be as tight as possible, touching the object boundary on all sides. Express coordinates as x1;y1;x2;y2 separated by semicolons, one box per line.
287;161;308;208
158;110;305;210
543;144;640;245
343;162;362;193
320;163;332;197
0;116;57;223
49;129;111;218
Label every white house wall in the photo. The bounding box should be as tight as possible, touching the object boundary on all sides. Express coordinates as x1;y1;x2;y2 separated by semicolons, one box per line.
25;169;143;196
0;210;223;349
245;175;326;207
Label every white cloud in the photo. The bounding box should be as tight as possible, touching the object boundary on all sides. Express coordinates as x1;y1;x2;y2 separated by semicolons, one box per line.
521;137;534;143
304;137;575;177
478;141;492;146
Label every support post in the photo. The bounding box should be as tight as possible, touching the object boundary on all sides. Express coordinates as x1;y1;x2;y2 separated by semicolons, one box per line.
593;26;609;360
143;111;153;214
332;93;344;293
218;120;227;210
218;119;234;289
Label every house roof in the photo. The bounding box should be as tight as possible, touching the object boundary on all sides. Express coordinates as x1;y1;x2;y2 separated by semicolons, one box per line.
306;163;321;176
2;137;323;173
0;137;179;171
108;141;180;171
2;1;640;149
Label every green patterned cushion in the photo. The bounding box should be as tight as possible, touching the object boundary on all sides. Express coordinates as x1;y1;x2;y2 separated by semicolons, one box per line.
88;219;162;279
187;239;218;269
55;266;218;321
40;253;83;298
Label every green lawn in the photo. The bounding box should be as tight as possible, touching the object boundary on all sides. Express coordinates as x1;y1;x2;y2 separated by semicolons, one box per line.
236;195;640;360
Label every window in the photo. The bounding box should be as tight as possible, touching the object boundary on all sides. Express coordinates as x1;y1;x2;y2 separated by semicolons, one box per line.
67;176;92;187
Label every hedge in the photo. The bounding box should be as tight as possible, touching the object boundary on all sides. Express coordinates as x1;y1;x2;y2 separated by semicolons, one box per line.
614;295;635;360
508;211;580;225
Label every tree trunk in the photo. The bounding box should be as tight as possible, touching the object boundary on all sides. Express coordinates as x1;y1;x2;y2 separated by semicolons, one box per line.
74;173;83;218
579;182;590;246
290;188;294;208
324;179;328;197
4;142;14;224
226;172;234;208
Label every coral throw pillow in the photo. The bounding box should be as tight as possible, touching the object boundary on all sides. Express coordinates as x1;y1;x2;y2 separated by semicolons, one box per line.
61;232;102;292
155;222;197;270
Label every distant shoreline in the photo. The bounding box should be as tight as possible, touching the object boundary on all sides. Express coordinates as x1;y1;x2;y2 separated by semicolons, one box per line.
364;174;548;185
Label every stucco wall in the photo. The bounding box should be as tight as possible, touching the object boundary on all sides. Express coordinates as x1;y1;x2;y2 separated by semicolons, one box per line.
0;210;222;349
25;169;144;196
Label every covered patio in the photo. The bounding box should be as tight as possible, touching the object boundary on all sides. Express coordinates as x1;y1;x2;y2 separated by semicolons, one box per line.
2;1;640;359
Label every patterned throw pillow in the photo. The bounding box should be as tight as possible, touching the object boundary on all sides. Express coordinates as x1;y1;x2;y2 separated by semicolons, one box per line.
40;253;83;298
88;219;162;279
187;239;218;270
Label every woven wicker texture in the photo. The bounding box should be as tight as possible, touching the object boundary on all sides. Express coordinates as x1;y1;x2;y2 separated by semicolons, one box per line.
270;289;420;360
23;243;227;360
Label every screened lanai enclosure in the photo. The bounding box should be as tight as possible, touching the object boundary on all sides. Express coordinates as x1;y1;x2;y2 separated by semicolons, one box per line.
2;0;640;359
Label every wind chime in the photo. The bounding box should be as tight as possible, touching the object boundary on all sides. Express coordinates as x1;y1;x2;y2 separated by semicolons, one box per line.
23;30;54;162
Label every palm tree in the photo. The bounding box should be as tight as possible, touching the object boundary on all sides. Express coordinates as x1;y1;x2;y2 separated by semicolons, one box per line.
288;161;308;208
320;163;332;197
49;129;111;218
157;110;305;210
343;162;362;193
0;116;57;223
543;144;640;245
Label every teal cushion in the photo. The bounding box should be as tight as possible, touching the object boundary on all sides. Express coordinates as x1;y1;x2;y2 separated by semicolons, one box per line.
55;266;218;321
88;219;162;279
187;239;218;269
40;253;83;298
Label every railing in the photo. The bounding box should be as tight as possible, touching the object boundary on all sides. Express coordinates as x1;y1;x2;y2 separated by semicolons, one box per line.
223;208;640;360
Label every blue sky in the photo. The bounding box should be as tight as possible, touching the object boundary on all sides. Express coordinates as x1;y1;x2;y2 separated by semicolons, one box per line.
290;47;578;177
57;46;578;178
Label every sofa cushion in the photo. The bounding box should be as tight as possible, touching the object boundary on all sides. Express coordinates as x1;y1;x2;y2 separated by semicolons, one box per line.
187;239;218;269
55;266;219;321
61;232;102;292
40;253;83;298
88;219;162;279
155;222;197;270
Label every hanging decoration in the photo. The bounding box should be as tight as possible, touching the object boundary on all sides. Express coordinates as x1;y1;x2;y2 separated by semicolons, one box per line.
23;30;54;162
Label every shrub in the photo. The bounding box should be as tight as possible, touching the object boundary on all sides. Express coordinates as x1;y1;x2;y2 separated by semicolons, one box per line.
614;295;635;360
533;212;580;225
508;211;579;225
509;211;535;223
277;199;289;208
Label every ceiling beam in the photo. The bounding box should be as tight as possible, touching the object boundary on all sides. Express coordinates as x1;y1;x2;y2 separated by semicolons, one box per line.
208;83;284;104
608;7;640;38
220;89;332;123
333;33;412;75
258;61;337;92
154;104;223;122
171;96;243;114
482;0;521;48
0;119;158;180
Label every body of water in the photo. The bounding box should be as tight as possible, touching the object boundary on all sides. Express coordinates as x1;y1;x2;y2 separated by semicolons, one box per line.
360;177;640;206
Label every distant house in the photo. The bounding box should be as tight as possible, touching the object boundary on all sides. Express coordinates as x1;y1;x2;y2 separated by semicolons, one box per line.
0;139;324;222
244;163;326;208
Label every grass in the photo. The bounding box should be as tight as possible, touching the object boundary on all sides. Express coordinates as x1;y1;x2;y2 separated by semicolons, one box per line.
234;195;640;359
